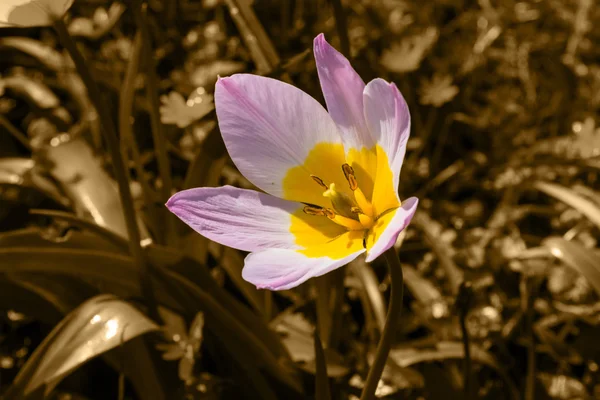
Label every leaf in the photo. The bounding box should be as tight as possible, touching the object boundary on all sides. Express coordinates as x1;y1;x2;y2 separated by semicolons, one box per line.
2;75;61;109
534;181;600;230
419;74;460;107
314;331;331;400
272;312;349;378
412;211;464;294
0;246;184;312
380;27;438;73
0;271;166;400
0;158;69;208
543;237;600;298
68;3;125;40
0;37;67;71
389;342;519;399
350;257;386;333
0;277;64;324
209;242;268;314
538;373;590;400
159;89;214;129
45;138;150;240
5;294;158;398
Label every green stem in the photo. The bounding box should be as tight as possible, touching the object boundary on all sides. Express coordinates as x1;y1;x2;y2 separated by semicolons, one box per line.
359;247;404;400
52;18;160;323
329;0;350;57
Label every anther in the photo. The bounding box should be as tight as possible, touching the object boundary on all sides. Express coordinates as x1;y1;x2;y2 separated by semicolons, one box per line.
310;175;328;189
342;164;358;191
303;205;326;216
303;205;336;219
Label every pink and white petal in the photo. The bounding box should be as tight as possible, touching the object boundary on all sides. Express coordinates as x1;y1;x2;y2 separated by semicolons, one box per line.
242;248;365;291
363;78;411;189
314;34;373;150
166;185;300;252
365;197;418;263
215;74;342;199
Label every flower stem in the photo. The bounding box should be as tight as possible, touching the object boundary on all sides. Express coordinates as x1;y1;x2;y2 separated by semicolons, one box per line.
52;18;160;322
359;247;404;400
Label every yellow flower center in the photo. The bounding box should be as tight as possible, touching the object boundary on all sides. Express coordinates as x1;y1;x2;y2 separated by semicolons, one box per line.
304;163;376;231
282;142;401;259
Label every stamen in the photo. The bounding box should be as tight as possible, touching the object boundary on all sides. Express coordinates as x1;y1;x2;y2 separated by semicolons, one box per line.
303;205;335;219
358;213;375;229
311;175;328;189
341;163;374;217
327;213;365;231
303;204;362;230
342;164;358;190
303;205;327;216
354;187;374;217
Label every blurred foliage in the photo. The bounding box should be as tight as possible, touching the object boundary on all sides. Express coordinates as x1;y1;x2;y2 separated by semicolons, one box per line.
0;0;600;399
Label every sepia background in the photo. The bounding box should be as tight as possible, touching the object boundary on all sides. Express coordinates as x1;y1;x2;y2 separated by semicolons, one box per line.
0;0;599;399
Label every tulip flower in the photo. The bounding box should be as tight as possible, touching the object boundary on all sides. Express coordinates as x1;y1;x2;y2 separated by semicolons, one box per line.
167;34;418;290
0;0;73;27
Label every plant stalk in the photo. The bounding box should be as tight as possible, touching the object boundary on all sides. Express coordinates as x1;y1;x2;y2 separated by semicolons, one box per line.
359;247;404;400
52;18;160;322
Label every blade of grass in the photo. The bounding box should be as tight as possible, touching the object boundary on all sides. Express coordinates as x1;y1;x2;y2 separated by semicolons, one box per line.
29;209;130;253
534;181;600;230
223;0;280;74
118;30;161;239
130;1;178;247
0;114;32;151
52;19;160;322
543;237;600;297
412;211;464;294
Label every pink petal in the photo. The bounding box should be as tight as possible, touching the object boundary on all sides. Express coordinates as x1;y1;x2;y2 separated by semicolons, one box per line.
166;185;300;252
363;78;411;190
215;74;342;200
365;197;418;262
242;248;364;290
314;34;373;150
